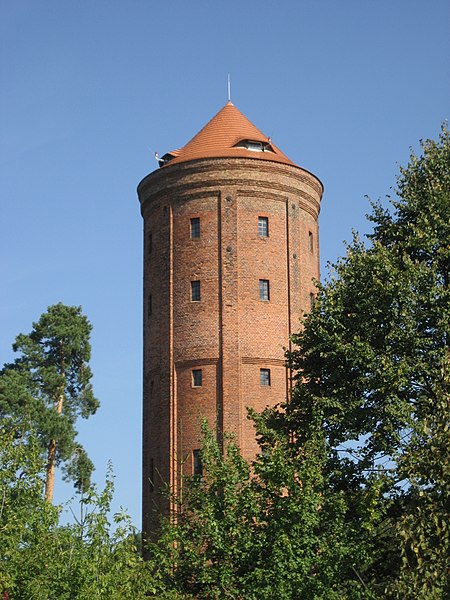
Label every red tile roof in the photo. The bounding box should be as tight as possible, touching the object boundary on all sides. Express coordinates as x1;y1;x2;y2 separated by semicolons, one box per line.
162;101;297;168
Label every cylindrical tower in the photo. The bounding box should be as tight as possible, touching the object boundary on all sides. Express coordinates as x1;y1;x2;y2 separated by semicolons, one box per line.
138;101;323;533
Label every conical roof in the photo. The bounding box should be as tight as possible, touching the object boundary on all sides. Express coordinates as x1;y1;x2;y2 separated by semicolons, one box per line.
161;101;297;168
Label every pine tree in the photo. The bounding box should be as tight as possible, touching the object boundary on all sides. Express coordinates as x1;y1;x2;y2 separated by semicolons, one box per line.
0;303;99;501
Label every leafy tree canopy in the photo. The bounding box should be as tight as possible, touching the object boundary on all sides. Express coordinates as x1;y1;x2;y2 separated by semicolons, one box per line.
0;418;163;599
281;125;450;597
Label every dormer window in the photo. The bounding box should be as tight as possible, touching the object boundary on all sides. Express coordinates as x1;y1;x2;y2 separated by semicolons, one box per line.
246;141;263;152
233;139;275;153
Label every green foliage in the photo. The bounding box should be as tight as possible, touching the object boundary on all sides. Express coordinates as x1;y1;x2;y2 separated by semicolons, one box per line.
0;303;99;497
146;421;370;599
147;424;259;599
13;475;152;599
0;419;161;599
284;125;450;596
0;418;59;594
0;307;170;597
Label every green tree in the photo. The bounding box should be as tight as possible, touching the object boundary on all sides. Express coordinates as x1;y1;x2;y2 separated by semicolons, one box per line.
0;418;163;599
14;473;156;599
0;303;99;501
283;125;450;596
0;418;59;596
147;424;260;599
146;422;366;599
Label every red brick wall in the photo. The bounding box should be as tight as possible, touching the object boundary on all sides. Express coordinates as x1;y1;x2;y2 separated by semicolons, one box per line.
138;157;322;534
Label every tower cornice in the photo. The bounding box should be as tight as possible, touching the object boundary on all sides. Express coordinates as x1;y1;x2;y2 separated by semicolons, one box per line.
138;157;323;220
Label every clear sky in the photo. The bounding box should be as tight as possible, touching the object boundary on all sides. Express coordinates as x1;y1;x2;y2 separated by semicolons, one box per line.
1;1;449;527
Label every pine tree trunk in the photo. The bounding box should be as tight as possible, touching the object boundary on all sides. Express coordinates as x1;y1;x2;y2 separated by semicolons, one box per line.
45;391;64;502
45;438;57;502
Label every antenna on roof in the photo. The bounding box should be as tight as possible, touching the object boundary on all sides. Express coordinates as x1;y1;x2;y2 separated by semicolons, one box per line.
227;74;231;102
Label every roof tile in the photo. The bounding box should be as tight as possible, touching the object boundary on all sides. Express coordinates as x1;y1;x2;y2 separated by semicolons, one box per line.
163;101;297;168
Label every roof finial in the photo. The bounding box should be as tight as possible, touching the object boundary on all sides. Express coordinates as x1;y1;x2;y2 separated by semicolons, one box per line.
227;74;231;102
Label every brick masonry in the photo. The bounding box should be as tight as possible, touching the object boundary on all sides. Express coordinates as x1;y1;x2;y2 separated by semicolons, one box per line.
138;156;323;534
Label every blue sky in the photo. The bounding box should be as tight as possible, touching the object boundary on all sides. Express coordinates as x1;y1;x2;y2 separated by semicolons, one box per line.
1;1;448;527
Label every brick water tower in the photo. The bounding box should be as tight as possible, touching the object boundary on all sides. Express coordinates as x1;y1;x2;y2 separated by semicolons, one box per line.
138;101;323;533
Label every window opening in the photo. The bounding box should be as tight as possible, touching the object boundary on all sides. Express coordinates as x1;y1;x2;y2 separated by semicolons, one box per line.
191;280;201;302
193;449;203;476
191;217;200;239
192;369;203;387
148;232;153;254
259;279;270;301
308;231;314;253
233;139;275;153
258;216;269;238
148;294;152;316
260;368;271;386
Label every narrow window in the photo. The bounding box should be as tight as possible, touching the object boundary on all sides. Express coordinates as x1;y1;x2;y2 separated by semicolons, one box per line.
191;217;200;239
149;458;154;492
308;231;314;253
259;279;270;301
148;294;152;316
148;232;153;254
193;449;203;476
309;292;315;310
191;280;201;302
260;368;271;386
258;216;269;238
192;369;202;387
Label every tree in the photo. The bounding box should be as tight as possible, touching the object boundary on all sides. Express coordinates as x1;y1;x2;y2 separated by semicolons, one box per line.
13;473;157;599
146;422;367;599
0;303;99;501
0;418;162;599
282;125;450;596
0;418;59;596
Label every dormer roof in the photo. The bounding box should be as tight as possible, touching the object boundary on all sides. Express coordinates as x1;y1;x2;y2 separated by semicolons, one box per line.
160;101;297;168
